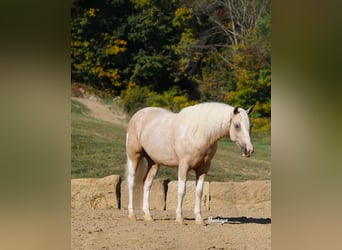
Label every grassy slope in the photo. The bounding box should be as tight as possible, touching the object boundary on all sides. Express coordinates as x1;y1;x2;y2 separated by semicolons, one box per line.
71;99;270;181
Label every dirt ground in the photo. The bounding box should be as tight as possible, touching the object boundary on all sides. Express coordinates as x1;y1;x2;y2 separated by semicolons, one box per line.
71;205;271;250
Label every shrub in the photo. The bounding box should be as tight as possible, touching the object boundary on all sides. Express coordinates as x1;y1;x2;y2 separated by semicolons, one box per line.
121;84;197;115
120;83;151;115
146;87;197;113
251;117;271;138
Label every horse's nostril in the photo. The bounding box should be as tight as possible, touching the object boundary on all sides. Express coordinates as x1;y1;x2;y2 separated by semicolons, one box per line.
244;146;253;157
241;145;246;155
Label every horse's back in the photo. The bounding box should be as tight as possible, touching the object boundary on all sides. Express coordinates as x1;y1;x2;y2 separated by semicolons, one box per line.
128;107;174;133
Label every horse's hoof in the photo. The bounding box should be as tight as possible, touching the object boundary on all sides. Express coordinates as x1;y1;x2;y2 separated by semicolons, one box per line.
128;214;137;221
195;219;205;225
175;218;186;225
144;215;154;221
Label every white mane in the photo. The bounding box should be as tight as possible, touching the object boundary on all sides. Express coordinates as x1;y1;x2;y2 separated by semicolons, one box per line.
177;102;234;141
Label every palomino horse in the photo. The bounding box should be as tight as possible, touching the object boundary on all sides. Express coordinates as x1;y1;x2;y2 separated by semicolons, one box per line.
126;102;254;224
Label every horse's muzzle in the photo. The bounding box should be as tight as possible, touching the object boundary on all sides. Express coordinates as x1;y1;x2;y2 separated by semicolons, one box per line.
241;144;254;157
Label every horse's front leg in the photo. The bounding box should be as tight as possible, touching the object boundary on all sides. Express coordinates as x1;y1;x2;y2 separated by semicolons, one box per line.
142;163;159;221
175;162;189;225
194;173;206;225
194;163;210;225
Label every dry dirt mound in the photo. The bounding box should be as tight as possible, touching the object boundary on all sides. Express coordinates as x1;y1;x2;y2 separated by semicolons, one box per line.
72;97;127;126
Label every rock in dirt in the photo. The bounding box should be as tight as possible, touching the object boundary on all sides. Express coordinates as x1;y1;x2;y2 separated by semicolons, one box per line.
71;175;121;209
209;180;271;217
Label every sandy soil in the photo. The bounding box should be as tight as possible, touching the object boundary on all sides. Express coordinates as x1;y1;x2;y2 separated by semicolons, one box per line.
71;206;271;250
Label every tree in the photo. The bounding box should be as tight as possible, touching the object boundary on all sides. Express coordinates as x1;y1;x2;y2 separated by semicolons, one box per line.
71;0;271;121
174;0;271;117
71;0;131;92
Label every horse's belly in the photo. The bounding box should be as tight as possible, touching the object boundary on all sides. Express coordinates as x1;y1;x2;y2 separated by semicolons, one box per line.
143;144;179;167
140;132;178;167
174;141;218;168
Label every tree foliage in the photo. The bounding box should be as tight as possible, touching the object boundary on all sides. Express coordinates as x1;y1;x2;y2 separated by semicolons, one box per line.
71;0;271;126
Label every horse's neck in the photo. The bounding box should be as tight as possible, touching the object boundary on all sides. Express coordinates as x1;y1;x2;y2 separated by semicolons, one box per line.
176;103;233;144
206;116;231;144
185;109;232;144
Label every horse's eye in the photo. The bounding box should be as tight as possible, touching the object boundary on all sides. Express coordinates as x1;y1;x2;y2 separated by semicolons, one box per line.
234;123;240;129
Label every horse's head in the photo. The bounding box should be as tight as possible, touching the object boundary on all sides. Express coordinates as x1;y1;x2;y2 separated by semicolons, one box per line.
229;106;254;157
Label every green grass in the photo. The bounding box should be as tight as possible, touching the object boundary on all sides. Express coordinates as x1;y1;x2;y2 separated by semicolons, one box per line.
207;139;271;181
71;99;127;178
71;99;271;181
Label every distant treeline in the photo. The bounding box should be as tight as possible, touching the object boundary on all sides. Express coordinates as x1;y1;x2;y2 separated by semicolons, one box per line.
71;0;270;121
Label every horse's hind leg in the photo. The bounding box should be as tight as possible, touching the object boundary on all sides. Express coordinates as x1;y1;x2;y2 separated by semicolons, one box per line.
127;155;139;221
142;163;159;221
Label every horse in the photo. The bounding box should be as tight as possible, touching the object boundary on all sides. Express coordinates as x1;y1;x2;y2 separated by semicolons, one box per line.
125;102;254;224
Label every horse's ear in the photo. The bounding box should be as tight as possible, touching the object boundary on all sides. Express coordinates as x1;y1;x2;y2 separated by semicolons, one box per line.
233;107;239;114
246;105;254;115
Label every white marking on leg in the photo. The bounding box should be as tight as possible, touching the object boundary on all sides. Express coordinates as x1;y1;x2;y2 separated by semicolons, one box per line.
176;179;186;222
127;157;135;216
142;164;159;221
142;178;153;213
194;177;204;222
